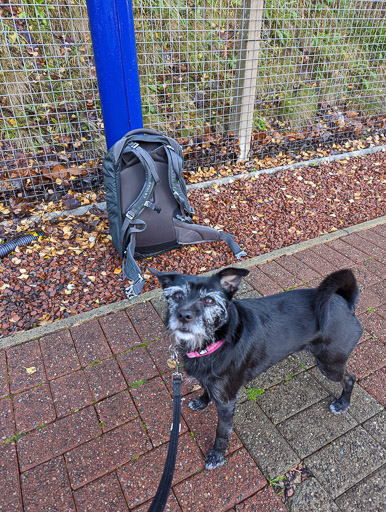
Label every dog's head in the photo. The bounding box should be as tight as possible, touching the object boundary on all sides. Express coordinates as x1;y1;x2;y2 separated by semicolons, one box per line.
150;267;249;353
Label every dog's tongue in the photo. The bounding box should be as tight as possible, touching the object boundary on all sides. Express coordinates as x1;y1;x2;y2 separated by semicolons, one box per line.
186;340;224;358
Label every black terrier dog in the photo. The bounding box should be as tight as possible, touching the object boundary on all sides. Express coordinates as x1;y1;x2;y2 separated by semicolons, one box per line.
151;267;363;470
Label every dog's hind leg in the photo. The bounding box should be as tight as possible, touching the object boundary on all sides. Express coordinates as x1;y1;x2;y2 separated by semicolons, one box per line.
189;390;211;411
205;398;237;470
330;369;356;415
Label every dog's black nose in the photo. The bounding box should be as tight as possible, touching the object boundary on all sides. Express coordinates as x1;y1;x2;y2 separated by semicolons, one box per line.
178;309;193;323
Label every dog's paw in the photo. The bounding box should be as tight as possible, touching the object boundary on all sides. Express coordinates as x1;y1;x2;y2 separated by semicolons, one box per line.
205;448;225;470
330;399;349;415
189;396;210;411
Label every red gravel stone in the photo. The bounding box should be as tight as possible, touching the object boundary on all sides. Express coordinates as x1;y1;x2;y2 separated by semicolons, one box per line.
17;405;100;471
21;456;75;512
65;419;152;489
50;370;93;417
99;310;141;353
173;449;266;511
126;302;166;342
73;472;129;512
13;383;56;434
7;340;46;394
118;432;203;509
0;349;9;398
259;260;300;290
0;398;15;442
131;377;187;447
244;267;282;296
70;319;112;365
39;329;80;379
84;358;126;402
348;339;386;379
235;487;287;511
0;442;22;511
360;368;386;406
117;346;158;387
95;390;138;432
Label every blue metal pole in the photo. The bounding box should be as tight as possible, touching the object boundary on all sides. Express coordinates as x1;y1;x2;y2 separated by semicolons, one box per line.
86;0;143;149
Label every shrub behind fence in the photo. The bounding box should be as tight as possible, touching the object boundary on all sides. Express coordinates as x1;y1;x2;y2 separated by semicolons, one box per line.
1;0;385;204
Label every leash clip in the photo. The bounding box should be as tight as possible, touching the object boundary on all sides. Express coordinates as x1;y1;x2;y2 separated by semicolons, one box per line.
169;344;182;381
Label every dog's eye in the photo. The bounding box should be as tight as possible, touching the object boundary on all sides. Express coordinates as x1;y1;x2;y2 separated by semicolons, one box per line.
204;296;215;305
173;291;183;301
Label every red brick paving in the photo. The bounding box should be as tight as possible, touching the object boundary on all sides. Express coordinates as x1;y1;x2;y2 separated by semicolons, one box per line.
118;432;203;509
173;449;266;512
7;340;46;394
99;310;141;353
116;346;158;386
328;237;369;264
131;376;188;447
39;329;80;380
65;419;151;489
360;368;386;406
70;319;112;365
0;442;22;511
0;349;9;398
126;301;166;342
95;390;138;432
73;472;129;512
245;266;282;295
13;383;56;434
1;223;385;511
348;339;386;379
21;457;76;512
235;487;287;511
84;357;126;401
17;406;100;471
0;398;15;442
50;370;93;417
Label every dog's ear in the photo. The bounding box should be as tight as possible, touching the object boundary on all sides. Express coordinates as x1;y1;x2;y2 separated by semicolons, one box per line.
148;267;181;289
217;268;250;295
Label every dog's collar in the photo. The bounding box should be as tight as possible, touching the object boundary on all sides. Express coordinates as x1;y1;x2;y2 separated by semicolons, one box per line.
185;340;224;358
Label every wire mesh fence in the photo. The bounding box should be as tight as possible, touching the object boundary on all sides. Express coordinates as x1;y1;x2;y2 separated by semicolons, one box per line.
0;0;103;203
1;0;385;204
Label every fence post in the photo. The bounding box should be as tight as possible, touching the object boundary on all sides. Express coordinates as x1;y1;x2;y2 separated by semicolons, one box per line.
231;0;264;161
86;0;143;149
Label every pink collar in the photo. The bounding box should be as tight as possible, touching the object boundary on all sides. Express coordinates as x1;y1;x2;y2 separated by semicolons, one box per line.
186;340;224;358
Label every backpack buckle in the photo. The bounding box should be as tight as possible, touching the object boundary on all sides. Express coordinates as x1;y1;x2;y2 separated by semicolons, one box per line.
166;145;175;151
130;142;139;149
125;275;145;299
126;210;136;220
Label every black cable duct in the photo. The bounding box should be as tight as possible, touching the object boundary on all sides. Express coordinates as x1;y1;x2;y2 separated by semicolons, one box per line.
0;231;45;258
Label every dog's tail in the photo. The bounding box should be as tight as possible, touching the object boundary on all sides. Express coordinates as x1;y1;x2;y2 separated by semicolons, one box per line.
314;269;360;334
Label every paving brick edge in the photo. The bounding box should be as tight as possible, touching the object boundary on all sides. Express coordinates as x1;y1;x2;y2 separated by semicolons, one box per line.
1;215;385;350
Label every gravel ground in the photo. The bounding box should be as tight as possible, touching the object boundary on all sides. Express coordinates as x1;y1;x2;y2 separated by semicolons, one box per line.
0;151;385;338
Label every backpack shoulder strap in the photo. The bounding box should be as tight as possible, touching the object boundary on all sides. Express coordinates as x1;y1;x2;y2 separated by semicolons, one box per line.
173;218;246;259
164;144;193;217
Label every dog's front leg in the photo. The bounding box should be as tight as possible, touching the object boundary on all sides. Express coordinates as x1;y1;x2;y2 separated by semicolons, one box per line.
205;398;237;470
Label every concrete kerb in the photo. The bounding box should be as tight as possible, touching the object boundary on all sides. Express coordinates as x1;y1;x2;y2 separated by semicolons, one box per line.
1;214;385;351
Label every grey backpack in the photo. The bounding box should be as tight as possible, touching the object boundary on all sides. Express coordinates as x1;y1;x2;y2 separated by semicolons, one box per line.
102;128;246;298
